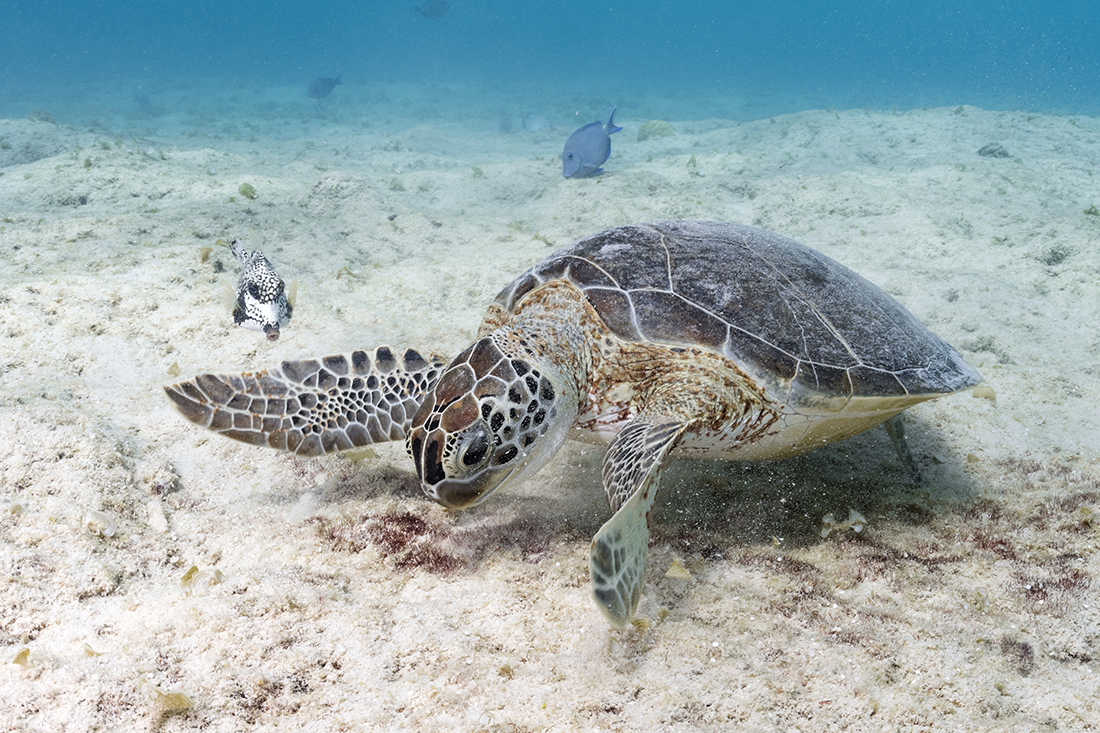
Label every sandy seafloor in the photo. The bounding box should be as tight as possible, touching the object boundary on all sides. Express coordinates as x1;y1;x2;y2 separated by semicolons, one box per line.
0;78;1099;732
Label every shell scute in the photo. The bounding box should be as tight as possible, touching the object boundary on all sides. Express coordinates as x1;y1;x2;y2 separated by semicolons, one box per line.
503;273;541;309
630;290;728;351
792;362;851;397
583;287;640;342
847;366;906;396
562;258;615;289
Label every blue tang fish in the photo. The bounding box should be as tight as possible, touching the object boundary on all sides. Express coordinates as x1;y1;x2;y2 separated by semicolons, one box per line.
562;107;622;178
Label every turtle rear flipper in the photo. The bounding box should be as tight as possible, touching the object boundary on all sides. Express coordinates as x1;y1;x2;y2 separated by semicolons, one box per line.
590;419;687;628
165;347;446;456
884;412;925;486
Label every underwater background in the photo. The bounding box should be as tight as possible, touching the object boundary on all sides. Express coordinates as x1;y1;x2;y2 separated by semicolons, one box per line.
3;1;1100;731
2;0;1099;117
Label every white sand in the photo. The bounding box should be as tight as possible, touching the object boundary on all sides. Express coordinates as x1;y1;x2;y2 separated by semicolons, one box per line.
1;80;1099;731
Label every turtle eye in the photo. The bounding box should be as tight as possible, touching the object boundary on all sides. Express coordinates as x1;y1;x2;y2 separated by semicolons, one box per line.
458;427;491;469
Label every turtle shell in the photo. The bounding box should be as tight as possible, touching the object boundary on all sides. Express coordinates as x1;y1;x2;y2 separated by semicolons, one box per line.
491;220;980;407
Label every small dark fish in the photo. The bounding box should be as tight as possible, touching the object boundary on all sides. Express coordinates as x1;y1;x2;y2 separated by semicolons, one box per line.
307;76;341;100
562;106;622;179
415;0;449;18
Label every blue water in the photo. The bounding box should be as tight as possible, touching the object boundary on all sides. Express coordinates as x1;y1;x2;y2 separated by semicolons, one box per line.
2;0;1098;116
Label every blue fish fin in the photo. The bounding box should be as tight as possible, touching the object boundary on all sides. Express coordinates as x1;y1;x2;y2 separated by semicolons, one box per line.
604;106;622;135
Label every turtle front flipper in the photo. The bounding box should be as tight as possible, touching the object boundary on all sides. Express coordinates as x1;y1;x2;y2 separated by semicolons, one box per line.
164;346;446;456
590;419;686;628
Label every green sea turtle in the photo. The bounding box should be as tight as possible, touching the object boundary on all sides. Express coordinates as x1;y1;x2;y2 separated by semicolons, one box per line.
165;220;981;627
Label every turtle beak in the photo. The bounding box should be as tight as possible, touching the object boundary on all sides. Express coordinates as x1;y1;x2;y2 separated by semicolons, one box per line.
429;474;507;509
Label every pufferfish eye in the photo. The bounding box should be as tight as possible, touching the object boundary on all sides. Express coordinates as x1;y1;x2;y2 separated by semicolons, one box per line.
458;427;491;469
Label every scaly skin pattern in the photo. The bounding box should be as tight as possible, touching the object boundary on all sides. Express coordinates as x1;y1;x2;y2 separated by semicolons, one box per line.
164;347;446;455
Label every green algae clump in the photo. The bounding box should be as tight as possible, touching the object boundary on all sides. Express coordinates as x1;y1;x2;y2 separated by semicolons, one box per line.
238;182;257;200
636;120;677;141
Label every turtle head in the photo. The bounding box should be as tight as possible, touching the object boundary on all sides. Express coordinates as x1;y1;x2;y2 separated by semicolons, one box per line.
406;337;572;509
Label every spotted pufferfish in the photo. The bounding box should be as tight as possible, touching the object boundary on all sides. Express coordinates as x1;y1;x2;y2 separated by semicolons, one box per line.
230;239;293;341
